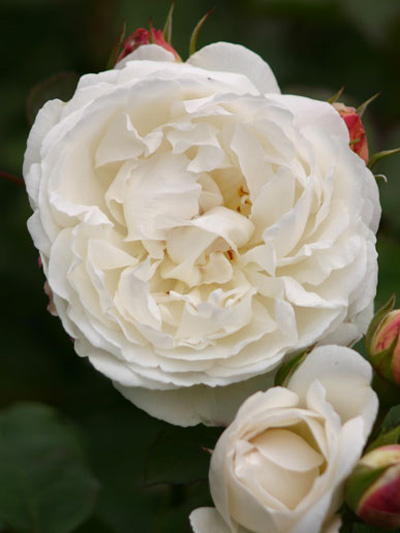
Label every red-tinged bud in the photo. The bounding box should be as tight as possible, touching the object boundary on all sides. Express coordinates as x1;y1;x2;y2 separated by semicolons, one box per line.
117;27;181;63
371;309;400;386
346;445;400;530
333;103;369;164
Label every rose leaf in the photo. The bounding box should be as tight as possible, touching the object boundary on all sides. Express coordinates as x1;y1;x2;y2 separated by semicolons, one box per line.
0;402;100;533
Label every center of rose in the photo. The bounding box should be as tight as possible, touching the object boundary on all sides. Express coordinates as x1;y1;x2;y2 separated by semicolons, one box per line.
234;426;326;510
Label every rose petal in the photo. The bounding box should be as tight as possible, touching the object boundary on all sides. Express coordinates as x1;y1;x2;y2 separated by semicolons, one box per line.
188;42;281;95
114;371;276;427
189;507;231;533
287;345;378;435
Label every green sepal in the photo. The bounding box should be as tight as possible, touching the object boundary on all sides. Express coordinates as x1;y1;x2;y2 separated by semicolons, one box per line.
327;86;345;104
163;1;176;44
368;148;400;170
365;295;395;354
367;405;400;451
356;92;381;118
374;174;388;183
339;503;389;533
274;346;314;387
371;372;400;409
368;424;400;451
345;463;387;512
148;18;154;43
189;8;214;56
107;21;126;69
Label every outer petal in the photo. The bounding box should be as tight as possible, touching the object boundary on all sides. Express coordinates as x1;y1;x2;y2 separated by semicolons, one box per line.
287;345;378;435
266;94;348;139
187;42;280;94
189;507;231;533
23;98;65;177
114;371;276;427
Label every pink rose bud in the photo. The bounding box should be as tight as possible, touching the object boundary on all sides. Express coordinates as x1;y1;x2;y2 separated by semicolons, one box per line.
371;309;400;386
333;102;369;164
346;444;400;530
117;27;181;63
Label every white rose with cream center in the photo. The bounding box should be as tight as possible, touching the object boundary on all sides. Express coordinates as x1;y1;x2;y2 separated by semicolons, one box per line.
190;346;378;533
24;42;380;426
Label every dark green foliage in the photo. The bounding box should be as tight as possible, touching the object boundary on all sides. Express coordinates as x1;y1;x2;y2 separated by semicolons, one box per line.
0;404;99;533
145;424;223;486
1;1;400;531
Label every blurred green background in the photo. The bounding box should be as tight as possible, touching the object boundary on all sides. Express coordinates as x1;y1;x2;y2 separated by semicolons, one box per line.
1;0;400;531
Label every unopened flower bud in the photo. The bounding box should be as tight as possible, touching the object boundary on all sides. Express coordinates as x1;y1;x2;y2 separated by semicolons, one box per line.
117;27;181;63
346;444;400;530
371;309;400;386
333;103;369;164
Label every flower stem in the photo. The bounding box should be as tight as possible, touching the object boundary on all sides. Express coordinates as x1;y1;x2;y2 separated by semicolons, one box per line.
0;171;25;189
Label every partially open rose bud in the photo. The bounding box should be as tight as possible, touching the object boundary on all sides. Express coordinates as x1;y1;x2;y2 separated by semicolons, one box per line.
371;309;400;386
333;103;369;164
346;444;400;530
117;27;181;63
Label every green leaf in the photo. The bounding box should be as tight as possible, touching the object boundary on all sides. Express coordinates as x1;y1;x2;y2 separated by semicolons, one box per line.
189;9;215;56
364;294;395;353
274;346;313;387
381;404;400;432
145;424;223;486
367;405;400;451
0;403;100;533
26;72;79;125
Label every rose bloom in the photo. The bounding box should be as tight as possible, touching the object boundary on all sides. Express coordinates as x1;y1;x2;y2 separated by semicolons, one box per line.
24;42;380;426
190;346;378;533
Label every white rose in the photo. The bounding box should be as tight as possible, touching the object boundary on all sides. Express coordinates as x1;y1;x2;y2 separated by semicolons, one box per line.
24;42;380;426
190;346;378;533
